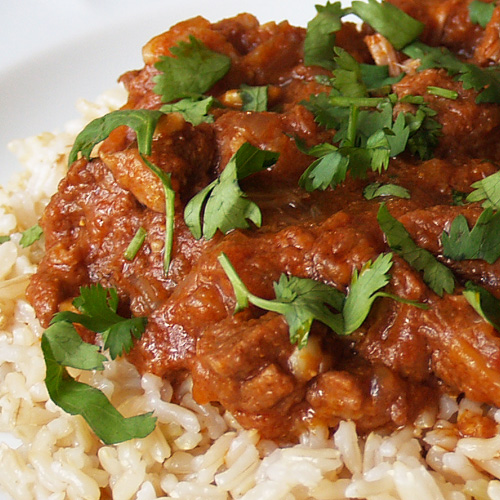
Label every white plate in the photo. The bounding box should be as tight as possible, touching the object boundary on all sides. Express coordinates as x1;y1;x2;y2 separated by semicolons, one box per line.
0;2;324;499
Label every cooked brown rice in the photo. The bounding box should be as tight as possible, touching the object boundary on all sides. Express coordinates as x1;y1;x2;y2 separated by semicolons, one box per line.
2;86;500;500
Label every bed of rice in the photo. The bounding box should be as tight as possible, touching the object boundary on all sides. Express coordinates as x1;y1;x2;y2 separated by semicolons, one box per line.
2;88;500;500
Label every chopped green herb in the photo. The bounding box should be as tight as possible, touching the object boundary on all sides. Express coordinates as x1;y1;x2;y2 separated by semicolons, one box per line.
240;84;268;112
19;224;43;248
427;86;459;100
441;208;500;264
463;280;500;331
304;2;345;70
469;0;496;28
53;284;148;360
141;157;175;273
42;285;155;444
0;235;10;245
153;36;231;103
363;182;411;200
219;251;424;348
350;0;424;50
124;227;147;261
466;171;500;209
403;41;500;103
377;203;455;296
184;143;279;240
160;96;216;126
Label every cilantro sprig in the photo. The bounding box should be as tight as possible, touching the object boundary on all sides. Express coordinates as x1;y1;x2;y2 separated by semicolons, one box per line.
441;208;500;264
377;203;455;296
466;171;500;209
42;285;155;444
219;251;424;348
184;143;279;240
469;0;496;28
153;35;231;102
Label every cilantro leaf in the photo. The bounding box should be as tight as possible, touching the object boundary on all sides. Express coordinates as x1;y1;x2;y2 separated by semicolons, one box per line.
377;203;455;296
19;224;43;248
240;85;268;112
184;143;279;240
304;2;345;70
466;171;500;209
360;64;404;92
53;284;147;360
331;47;368;98
350;0;424;50
342;253;393;333
68;109;163;165
299;150;349;191
160;96;216;126
403;41;500;103
42;333;156;445
43;321;107;370
0;235;10;245
153;36;231;103
463;280;500;331
363;182;411;200
441;208;500;264
469;0;496;28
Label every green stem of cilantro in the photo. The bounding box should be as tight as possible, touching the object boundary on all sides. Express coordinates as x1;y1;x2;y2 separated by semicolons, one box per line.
124;227;147;261
329;96;386;108
347;105;359;146
217;253;290;315
141;156;175;273
427;86;459;100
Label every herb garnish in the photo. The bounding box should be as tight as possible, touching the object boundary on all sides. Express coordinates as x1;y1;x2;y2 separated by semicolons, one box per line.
304;2;346;70
124;227;147;261
469;0;496;28
219;251;425;348
304;0;422;70
184;143;279;240
363;182;411;200
377;203;455;296
441;208;500;264
403;41;500;104
240;85;268;112
463;280;500;331
466;171;500;209
350;0;424;50
160;96;216;126
153;35;232;102
42;285;155;444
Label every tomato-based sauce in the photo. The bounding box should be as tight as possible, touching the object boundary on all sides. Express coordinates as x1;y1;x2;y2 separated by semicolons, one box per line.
28;3;500;442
